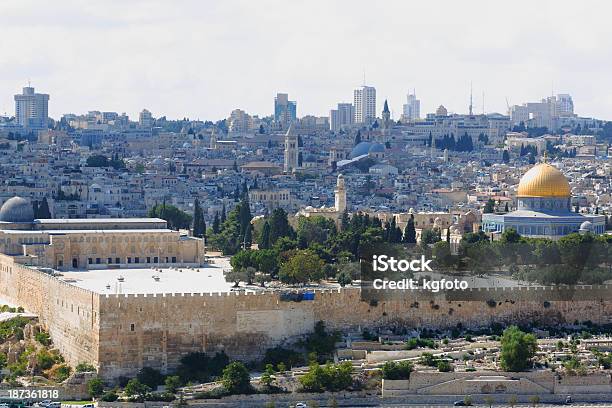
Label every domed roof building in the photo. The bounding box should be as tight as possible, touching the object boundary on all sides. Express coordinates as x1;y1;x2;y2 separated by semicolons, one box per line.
349;141;386;160
0;197;34;223
482;162;605;238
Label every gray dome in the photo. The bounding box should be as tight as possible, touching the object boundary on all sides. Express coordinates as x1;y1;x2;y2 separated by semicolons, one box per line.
0;197;35;223
350;141;373;159
368;143;385;153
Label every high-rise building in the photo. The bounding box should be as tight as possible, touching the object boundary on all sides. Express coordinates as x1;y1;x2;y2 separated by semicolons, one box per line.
138;109;153;128
353;85;376;124
330;103;354;131
556;94;574;117
402;91;420;121
14;86;49;129
274;93;297;128
509;94;575;129
283;123;299;173
227;109;253;133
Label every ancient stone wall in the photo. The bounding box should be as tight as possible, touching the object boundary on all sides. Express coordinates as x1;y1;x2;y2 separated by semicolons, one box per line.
0;254;100;368
97;286;612;378
0;257;611;380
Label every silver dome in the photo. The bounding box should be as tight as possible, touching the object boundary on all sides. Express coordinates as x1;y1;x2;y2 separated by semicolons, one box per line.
0;196;35;223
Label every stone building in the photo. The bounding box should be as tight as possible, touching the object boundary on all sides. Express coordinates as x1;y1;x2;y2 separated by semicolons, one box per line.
0;196;205;270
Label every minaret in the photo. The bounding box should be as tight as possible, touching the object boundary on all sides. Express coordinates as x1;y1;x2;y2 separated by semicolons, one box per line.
210;128;217;150
335;174;347;213
443;148;449;162
283;123;299;173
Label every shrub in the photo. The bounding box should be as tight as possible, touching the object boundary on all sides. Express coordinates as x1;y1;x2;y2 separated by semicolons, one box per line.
381;361;413;380
221;362;252;395
437;360;454;372
299;362;353;393
76;362;96;372
100;391;118;402
124;378;151;398
262;347;304;369
144;392;175;402
35;331;52;346
47;364;72;382
164;375;182;393
87;377;104;398
37;350;56;370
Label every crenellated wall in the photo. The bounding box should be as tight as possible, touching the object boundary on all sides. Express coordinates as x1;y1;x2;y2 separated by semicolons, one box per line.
97;286;612;378
1;255;611;380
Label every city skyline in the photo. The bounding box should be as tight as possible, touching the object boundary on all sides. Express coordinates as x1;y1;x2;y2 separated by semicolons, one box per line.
1;0;612;121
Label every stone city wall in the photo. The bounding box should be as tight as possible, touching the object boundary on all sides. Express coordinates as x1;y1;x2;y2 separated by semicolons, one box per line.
0;254;100;368
97;286;612;378
0;258;611;380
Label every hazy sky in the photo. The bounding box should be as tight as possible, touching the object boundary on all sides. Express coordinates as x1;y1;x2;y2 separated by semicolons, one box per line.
1;0;611;121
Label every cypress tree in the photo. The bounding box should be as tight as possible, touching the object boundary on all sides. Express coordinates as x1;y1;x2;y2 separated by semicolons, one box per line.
403;214;417;244
38;197;51;218
260;220;271;249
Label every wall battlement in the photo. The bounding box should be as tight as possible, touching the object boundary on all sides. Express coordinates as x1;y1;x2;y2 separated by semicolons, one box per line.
1;257;611;379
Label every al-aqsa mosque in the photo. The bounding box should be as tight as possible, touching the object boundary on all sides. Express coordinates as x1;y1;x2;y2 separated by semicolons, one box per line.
482;161;605;238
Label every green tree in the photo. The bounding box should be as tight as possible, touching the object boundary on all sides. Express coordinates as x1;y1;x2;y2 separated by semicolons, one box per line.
86;154;109;167
421;228;441;245
87;377;104;398
259;220;271;249
403;214;417;243
260;364;275;387
269;208;294;245
221;361;251;394
381;360;413;380
483;198;495;213
278;250;324;285
124;378;151;398
148;203;192;230
502;149;510;163
500;326;537;371
212;212;220;234
193;199;205;238
37;197;52;218
164;375;182;393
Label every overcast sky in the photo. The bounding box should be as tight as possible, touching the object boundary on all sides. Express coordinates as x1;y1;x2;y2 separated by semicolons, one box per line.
1;0;611;121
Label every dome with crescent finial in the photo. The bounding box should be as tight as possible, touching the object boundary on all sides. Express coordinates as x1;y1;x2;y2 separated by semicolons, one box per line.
517;163;571;198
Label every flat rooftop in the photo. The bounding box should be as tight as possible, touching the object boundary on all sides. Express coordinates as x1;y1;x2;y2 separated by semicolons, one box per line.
34;218;166;224
3;229;176;235
58;257;234;294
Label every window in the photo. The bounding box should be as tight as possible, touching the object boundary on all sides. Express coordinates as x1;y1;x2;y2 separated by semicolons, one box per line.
96;258;101;264
171;256;177;263
108;258;112;264
88;258;93;265
127;257;132;264
135;257;140;264
165;257;169;263
130;323;135;332
146;257;151;263
154;257;159;263
115;257;120;264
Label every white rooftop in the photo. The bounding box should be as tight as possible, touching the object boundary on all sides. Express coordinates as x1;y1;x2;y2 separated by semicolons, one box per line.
58;258;234;294
34;218;166;224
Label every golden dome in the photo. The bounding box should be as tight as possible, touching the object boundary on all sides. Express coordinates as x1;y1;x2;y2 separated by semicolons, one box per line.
517;163;571;198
